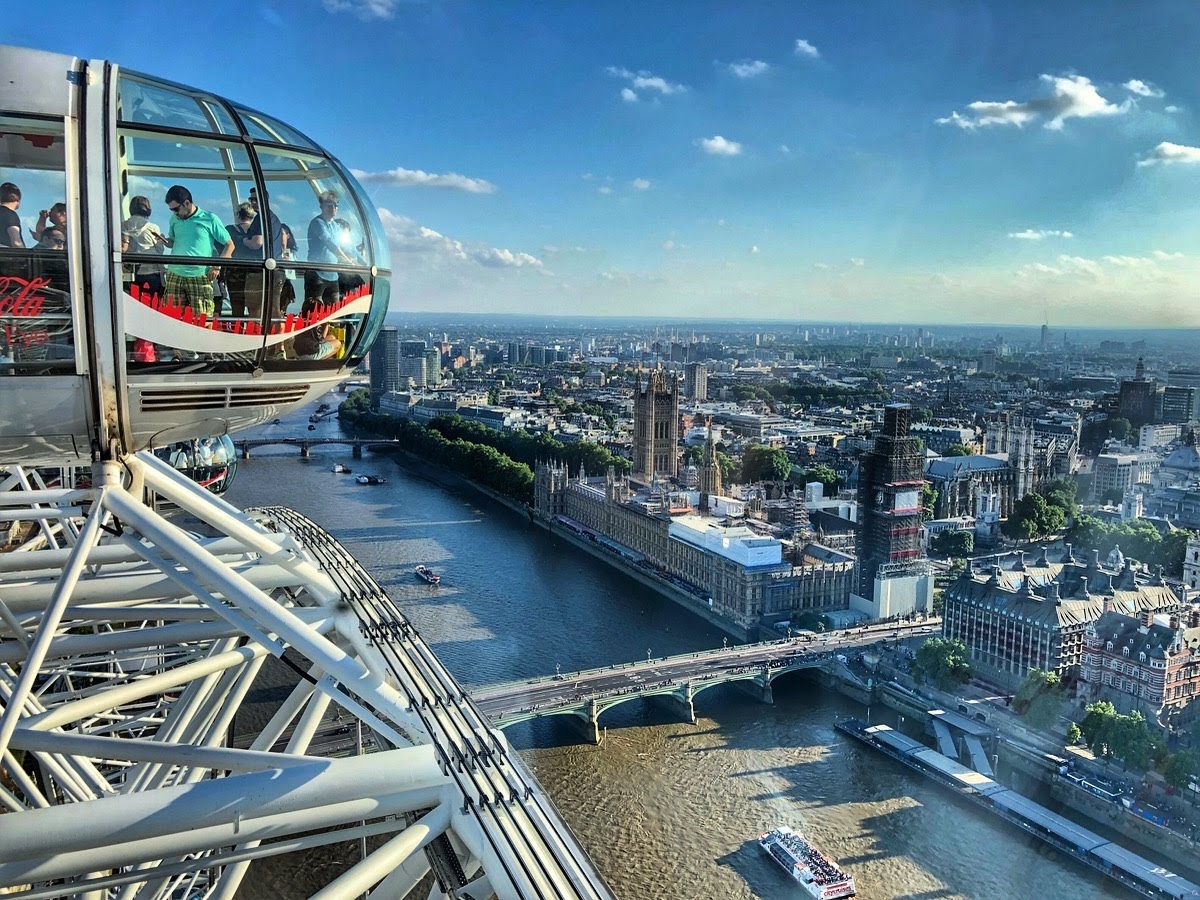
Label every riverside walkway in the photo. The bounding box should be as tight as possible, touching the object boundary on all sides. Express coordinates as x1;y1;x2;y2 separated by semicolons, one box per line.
472;620;940;742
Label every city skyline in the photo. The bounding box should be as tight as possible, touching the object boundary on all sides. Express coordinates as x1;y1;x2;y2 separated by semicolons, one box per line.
9;2;1200;325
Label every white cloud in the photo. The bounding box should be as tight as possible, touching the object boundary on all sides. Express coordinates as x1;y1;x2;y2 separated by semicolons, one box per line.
749;245;761;254
813;262;830;270
1008;229;1073;240
631;178;651;190
662;239;679;251
376;208;542;269
697;135;743;156
937;73;1128;131
1138;141;1200;167
476;248;543;268
779;144;792;154
1018;251;1189;281
794;39;820;59
1123;79;1164;98
849;257;865;267
729;60;769;79
322;0;397;19
351;167;497;194
1166;105;1181;113
607;66;687;99
597;185;613;195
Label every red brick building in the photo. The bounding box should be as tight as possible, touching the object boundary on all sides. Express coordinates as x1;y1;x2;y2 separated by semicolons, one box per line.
1082;605;1200;730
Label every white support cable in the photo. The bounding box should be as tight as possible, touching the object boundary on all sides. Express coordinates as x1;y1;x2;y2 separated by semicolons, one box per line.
24;642;269;733
9;816;416;900
0;534;256;575
0;594;33;648
102;485;429;747
0;560;311;613
309;802;452;900
10;729;322;772
2;748;50;808
122;641;240;795
116;535;288;655
364;851;434;900
0;677;114;799
0;486;109;761
0;747;449;885
132;453;342;603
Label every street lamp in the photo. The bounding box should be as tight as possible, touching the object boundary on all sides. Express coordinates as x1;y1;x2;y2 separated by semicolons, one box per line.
647;648;652;664
723;636;729;650
555;663;560;678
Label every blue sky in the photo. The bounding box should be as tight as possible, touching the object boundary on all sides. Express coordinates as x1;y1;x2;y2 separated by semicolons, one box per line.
8;1;1200;326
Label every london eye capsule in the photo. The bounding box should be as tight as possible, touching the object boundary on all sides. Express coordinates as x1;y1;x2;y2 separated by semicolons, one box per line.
0;45;391;466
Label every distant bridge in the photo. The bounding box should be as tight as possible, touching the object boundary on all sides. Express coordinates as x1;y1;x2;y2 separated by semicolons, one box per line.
471;620;940;742
234;437;399;459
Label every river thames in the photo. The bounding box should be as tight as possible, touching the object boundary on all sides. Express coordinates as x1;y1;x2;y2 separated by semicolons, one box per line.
225;391;1123;900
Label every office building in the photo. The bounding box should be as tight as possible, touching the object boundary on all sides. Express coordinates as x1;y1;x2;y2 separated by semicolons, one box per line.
943;547;1184;691
684;362;708;402
368;325;401;406
1119;357;1158;428
1161;385;1197;425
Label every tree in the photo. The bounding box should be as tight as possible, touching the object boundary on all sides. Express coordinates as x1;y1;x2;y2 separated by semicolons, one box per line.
913;637;973;690
1067;722;1082;745
933;529;974;558
802;465;841;493
1013;668;1064;730
1163;749;1200;791
1162;529;1196;577
1003;492;1065;541
716;451;738;486
743;445;792;483
1108;416;1132;441
920;483;938;522
1077;701;1162;770
943;443;974;457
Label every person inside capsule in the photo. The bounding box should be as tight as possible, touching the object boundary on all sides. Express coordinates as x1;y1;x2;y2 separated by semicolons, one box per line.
161;184;234;318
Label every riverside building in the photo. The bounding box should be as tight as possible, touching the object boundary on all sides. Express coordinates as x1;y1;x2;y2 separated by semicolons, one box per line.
941;546;1184;690
1081;606;1200;730
534;463;854;633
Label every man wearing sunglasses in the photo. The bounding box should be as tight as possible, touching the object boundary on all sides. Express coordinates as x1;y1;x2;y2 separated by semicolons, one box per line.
160;185;234;318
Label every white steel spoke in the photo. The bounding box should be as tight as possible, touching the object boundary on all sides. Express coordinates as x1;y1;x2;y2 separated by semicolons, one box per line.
0;455;613;900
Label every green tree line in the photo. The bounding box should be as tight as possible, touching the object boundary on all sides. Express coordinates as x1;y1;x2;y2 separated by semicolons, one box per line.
339;394;535;503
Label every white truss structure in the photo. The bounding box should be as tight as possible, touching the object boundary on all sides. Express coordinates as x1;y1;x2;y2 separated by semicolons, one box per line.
0;452;611;900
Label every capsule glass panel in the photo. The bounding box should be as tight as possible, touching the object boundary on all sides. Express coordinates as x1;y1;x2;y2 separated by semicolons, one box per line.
233;106;320;151
256;146;371;370
117;74;239;135
119;130;261;371
0;114;74;373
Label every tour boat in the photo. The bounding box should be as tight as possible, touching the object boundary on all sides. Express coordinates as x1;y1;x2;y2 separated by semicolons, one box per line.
415;565;441;585
331;464;352;474
758;826;855;899
355;474;386;485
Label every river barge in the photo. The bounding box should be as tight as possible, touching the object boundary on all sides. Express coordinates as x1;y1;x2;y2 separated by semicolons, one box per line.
834;718;1200;899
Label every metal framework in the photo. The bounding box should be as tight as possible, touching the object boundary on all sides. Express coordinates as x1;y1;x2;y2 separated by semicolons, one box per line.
0;452;612;900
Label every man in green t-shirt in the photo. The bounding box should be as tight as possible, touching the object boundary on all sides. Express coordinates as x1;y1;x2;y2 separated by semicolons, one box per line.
161;185;234;317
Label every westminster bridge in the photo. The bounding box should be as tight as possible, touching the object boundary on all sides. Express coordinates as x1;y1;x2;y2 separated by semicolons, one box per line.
470;619;941;742
234;437;400;459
